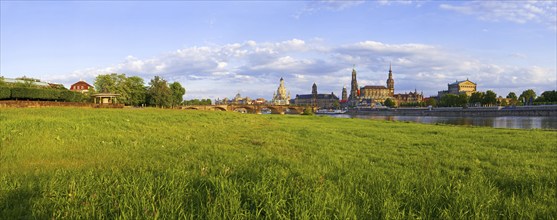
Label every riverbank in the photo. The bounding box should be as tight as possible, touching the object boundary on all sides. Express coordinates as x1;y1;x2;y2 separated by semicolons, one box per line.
1;108;555;218
348;105;557;117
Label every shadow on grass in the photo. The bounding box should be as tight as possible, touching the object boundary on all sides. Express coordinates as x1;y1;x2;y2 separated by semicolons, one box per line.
0;186;47;219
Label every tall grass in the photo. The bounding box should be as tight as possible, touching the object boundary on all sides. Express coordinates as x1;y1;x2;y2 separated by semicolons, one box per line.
1;108;556;218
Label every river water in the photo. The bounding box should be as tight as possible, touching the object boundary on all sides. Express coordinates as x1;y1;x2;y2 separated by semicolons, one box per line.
325;115;557;130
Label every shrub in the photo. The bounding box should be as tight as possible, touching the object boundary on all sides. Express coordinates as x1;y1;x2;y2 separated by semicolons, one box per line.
0;87;10;99
10;87;61;100
60;90;85;102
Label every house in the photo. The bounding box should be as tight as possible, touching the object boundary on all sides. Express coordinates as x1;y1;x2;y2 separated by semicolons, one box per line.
70;80;93;93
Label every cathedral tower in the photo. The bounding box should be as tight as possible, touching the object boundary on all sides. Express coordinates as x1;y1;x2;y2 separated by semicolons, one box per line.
349;68;359;100
312;83;318;99
342;86;347;100
386;63;395;96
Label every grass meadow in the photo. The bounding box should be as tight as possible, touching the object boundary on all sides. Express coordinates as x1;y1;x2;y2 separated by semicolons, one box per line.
0;107;556;219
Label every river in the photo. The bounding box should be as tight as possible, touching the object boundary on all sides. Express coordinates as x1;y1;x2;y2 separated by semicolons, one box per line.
325;115;557;130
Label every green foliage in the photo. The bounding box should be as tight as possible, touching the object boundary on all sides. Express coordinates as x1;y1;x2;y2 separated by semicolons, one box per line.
0;87;10;99
535;90;557;102
469;92;484;106
519;89;537;104
439;94;468;107
425;98;437;107
147;76;172;108
507;92;518;105
94;73;123;93
0;77;6;87
9;87;61;100
94;74;147;106
383;98;395;108
483;90;497;106
184;99;212;105
302;107;314;115
169;81;186;107
332;100;340;109
0;108;555;219
59;90;86;102
123;76;147;106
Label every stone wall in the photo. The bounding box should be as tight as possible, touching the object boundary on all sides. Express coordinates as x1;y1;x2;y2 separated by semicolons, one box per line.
348;106;557;117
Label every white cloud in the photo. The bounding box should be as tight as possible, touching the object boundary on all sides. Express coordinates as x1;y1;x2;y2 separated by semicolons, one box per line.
440;1;557;30
53;39;556;100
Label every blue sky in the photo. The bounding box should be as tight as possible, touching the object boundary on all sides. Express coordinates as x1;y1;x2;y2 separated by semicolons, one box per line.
1;1;556;100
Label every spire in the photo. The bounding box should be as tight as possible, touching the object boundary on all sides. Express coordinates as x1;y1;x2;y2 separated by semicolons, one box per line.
389;62;392;72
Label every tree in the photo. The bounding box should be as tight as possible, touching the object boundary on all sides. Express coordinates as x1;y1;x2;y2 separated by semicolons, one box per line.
94;73;122;93
426;98;437;107
95;73;147;106
469;92;484;106
536;90;557;103
124;76;147;106
384;98;395;108
519;89;536;105
506;92;518;105
147;76;172;108
457;93;469;107
482;90;497;106
0;77;5;87
169;82;186;107
332;100;340;109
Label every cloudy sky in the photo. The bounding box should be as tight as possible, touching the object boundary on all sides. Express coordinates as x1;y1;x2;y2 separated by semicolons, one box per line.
1;1;556;100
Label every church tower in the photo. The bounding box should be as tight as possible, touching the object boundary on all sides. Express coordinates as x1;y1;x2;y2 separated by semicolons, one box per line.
312;82;318;99
312;82;318;106
386;63;395;96
349;68;359;100
342;86;347;100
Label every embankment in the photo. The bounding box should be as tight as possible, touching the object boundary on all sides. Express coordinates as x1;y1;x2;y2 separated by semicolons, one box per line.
348;105;557;117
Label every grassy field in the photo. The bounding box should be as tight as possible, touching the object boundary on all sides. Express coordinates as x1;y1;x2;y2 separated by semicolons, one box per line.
1;107;556;219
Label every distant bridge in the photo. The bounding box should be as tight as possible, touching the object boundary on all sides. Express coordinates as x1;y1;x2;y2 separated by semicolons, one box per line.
180;104;313;114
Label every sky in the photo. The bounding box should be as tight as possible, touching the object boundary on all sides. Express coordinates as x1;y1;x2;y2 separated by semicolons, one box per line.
1;0;556;100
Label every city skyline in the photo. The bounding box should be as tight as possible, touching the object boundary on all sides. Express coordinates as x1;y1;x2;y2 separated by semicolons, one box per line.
1;1;556;100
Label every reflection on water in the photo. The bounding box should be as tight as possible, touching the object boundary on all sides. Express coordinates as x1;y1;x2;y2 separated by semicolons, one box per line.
328;115;557;130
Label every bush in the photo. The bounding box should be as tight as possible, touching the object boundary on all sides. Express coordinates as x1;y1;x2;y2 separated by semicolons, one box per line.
302;108;314;115
0;87;10;99
10;87;61;100
60;90;85;102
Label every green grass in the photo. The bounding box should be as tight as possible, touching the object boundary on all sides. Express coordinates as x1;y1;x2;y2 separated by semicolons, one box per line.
1;107;556;219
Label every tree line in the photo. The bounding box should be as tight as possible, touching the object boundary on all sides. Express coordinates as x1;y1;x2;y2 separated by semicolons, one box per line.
436;89;557;107
380;89;557;108
94;74;185;108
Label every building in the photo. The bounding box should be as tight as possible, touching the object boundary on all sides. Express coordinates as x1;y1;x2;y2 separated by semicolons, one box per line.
294;83;339;109
357;64;395;104
70;80;93;93
231;92;251;105
438;79;477;97
393;89;424;105
341;86;348;101
349;68;359;106
3;77;51;87
271;77;291;105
